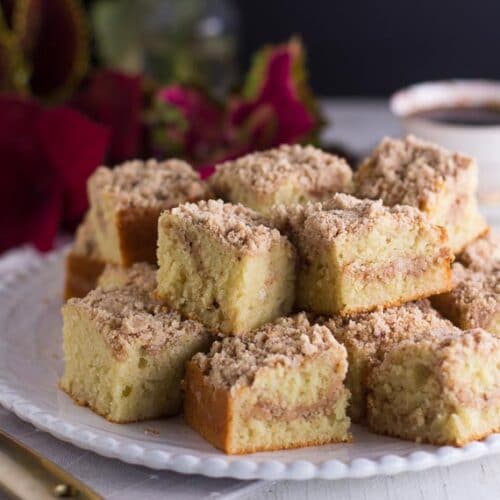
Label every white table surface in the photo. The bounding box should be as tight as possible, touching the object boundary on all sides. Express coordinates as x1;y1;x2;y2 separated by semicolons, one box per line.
1;99;499;500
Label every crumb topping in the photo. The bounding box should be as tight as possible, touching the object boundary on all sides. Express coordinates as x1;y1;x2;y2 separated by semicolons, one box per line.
98;262;157;293
71;213;101;259
190;313;346;390
447;263;500;328
324;300;456;359
212;144;352;195
354;135;474;209
457;232;500;272
374;328;500;407
89;159;207;209
167;199;288;254
67;287;208;360
271;193;433;248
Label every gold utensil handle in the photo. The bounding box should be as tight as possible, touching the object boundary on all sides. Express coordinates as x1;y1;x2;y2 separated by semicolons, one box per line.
0;428;102;499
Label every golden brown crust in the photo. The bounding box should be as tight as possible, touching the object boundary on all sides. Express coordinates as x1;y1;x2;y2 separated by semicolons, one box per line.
88;159;209;266
183;362;351;454
116;206;162;266
63;252;106;300
183;361;233;452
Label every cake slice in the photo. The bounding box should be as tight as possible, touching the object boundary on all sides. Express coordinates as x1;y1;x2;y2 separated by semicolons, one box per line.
272;193;452;316
210;144;353;214
323;301;457;422
64;213;106;300
432;263;500;335
367;329;500;446
156;199;296;334
60;286;211;422
456;231;500;271
88;158;208;266
98;262;157;293
184;313;351;454
354;135;487;252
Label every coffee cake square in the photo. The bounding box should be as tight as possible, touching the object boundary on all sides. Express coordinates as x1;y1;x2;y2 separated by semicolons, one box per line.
184;313;351;454
273;193;452;316
354;135;487;252
64;213;106;300
60;287;211;423
456;231;500;271
156;200;296;334
367;329;500;446
323;301;458;422
210;144;352;214
88;159;208;266
432;263;500;335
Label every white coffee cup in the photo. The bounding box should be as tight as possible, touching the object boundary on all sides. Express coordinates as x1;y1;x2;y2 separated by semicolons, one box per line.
390;80;500;200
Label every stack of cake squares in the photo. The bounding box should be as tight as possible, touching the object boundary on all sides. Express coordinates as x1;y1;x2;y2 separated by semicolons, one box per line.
61;138;500;453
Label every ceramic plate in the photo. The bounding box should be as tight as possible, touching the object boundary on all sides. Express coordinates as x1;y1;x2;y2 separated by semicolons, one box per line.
0;248;499;480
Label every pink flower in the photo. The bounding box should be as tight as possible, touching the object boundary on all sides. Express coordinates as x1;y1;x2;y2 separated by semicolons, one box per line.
0;95;109;252
154;38;322;175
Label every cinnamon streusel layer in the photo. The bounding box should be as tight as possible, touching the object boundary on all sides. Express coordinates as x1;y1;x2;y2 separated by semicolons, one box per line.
156;200;296;334
272;193;452;315
367;328;500;446
184;313;351;454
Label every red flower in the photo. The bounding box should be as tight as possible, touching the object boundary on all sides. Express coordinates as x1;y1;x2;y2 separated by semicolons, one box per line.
0;95;109;252
72;69;143;163
0;0;89;100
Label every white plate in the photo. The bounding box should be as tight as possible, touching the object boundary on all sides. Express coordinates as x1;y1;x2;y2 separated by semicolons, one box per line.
0;249;499;481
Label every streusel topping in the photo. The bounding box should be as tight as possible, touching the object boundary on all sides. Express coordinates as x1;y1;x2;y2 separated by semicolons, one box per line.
98;262;157;293
457;232;500;272
212;144;352;195
89;159;207;209
375;328;500;406
190;313;346;391
67;287;208;360
448;263;500;328
325;300;456;359
167;199;289;254
354;135;474;209
271;193;433;248
72;213;101;259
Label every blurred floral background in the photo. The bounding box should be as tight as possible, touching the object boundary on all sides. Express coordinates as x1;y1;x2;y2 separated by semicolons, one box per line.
0;0;323;253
